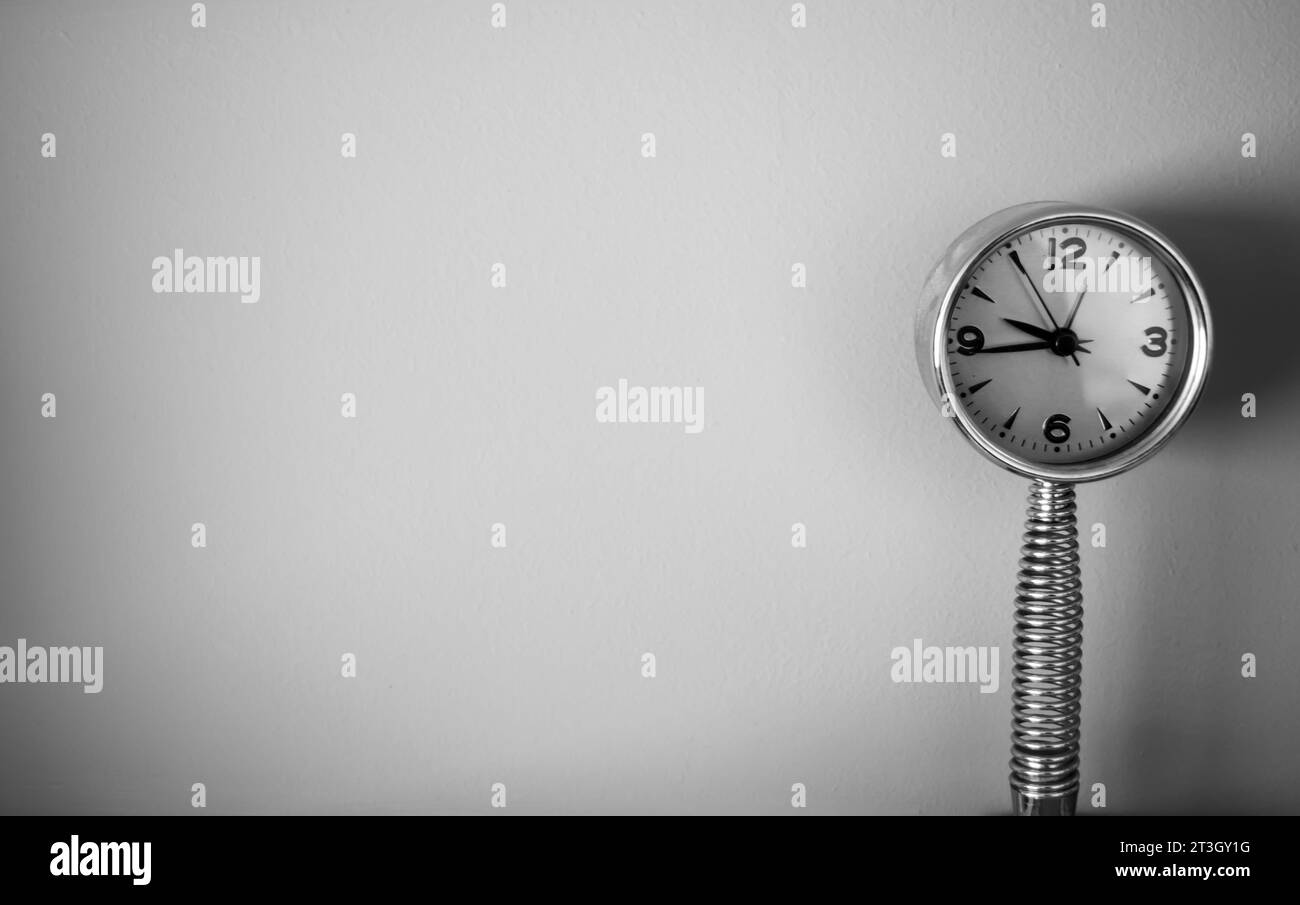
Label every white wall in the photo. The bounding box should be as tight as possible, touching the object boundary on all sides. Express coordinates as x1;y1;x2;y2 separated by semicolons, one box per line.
1;0;1297;814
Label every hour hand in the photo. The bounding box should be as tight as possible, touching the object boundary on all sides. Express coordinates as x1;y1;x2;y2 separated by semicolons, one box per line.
1001;318;1056;342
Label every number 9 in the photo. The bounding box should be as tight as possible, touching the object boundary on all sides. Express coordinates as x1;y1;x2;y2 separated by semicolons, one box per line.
956;325;984;356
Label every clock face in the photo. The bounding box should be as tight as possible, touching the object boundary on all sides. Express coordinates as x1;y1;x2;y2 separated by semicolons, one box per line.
943;220;1193;466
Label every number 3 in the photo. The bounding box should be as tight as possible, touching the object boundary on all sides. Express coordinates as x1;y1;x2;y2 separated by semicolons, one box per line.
1142;326;1168;356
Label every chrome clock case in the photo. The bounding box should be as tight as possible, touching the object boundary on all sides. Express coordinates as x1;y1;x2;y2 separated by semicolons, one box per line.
914;201;1213;482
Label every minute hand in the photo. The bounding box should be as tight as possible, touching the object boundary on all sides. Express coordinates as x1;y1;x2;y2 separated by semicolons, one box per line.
1008;249;1061;330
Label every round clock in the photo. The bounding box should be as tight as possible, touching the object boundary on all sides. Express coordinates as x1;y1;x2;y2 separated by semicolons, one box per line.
914;202;1212;816
916;202;1212;482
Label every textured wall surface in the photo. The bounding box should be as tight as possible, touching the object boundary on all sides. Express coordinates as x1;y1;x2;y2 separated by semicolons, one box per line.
2;0;1298;815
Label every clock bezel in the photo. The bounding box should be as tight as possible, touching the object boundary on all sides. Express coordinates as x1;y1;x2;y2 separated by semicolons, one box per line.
917;202;1212;483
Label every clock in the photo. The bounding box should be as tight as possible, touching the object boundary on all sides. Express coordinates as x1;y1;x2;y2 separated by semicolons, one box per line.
914;202;1212;815
917;202;1212;481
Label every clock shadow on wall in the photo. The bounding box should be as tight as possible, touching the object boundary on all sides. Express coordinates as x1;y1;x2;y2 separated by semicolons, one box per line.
1131;195;1300;423
1111;190;1300;814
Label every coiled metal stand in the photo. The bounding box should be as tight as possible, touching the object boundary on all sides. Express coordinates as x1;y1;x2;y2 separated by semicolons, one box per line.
1010;479;1083;816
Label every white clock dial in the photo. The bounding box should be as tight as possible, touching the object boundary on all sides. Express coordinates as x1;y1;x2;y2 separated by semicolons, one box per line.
943;221;1191;466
